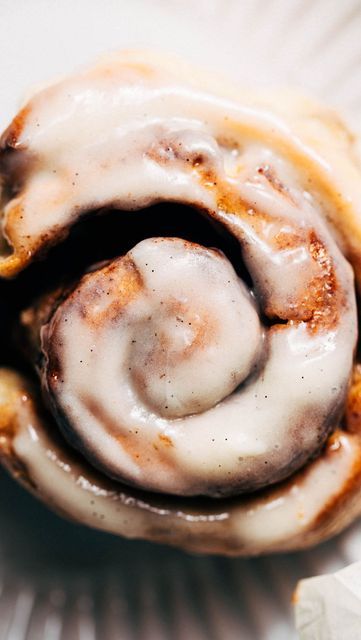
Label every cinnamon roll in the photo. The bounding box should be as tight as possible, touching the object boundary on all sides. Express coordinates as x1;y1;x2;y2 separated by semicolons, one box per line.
1;51;361;554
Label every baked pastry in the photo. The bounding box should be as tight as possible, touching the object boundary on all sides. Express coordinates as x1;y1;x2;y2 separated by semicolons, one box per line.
1;51;361;555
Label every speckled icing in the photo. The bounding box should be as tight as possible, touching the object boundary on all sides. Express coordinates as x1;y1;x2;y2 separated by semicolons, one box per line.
42;234;355;497
0;51;361;551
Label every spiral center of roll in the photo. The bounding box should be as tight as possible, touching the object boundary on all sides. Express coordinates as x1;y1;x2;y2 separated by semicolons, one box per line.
43;238;262;437
127;240;262;417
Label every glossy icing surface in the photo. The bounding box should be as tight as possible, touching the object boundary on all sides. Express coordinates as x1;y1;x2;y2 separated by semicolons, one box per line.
2;368;361;555
42;233;355;496
0;51;361;551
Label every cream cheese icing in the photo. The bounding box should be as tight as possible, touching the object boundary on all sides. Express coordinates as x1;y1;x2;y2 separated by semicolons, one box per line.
41;235;355;497
1;369;361;556
0;50;361;552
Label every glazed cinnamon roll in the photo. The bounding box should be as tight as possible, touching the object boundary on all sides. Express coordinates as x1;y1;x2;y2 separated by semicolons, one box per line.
1;51;361;554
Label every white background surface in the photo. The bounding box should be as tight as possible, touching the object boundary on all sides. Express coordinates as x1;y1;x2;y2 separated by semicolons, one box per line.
1;1;361;638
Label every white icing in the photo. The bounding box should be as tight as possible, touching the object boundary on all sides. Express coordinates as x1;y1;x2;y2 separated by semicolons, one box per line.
4;369;360;555
42;228;355;496
128;240;261;417
0;52;359;507
2;52;361;280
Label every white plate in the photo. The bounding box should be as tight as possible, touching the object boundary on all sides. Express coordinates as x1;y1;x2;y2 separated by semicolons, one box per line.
1;1;361;638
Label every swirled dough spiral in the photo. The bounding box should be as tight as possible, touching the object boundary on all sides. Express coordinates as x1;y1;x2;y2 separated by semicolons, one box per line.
0;51;361;554
41;232;354;498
